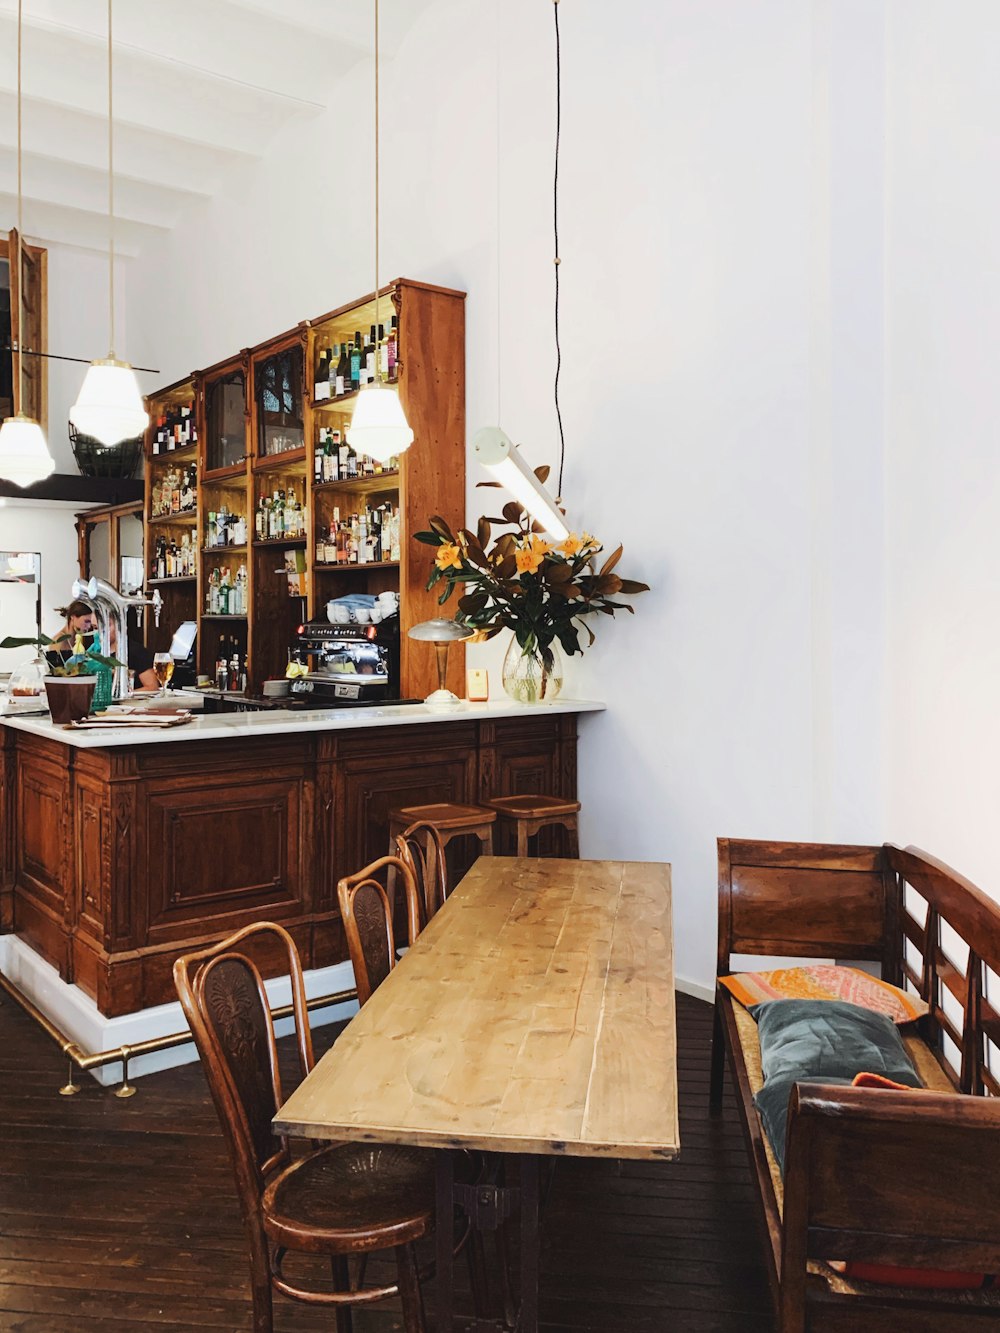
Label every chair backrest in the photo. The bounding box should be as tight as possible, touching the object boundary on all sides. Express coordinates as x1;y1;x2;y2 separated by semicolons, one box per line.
395;820;449;925
780;1083;1000;1329
717;838;898;980
173;922;314;1209
338;854;421;1006
888;844;1000;1095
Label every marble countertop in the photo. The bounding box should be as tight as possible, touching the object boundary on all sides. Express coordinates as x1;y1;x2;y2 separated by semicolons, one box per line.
0;698;606;749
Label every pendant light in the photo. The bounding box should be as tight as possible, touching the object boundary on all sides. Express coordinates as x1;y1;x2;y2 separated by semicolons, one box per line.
346;0;414;465
69;0;148;448
0;0;55;487
475;0;568;538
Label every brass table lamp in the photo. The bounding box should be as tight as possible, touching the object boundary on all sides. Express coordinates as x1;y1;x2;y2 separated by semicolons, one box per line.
407;619;472;706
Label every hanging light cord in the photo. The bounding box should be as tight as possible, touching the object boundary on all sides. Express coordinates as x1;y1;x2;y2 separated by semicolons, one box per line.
373;0;381;377
15;0;25;412
107;0;116;358
553;0;565;499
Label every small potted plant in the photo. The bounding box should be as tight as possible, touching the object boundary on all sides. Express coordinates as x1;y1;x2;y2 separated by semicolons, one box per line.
1;633;123;724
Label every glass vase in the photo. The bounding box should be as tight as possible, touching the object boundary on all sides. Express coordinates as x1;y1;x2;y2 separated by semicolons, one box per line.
502;636;564;705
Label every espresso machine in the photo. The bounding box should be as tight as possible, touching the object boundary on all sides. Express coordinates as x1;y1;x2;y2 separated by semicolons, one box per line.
293;615;409;707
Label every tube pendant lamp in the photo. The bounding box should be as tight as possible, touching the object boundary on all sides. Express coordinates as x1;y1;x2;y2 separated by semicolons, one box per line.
0;0;55;487
69;0;148;448
346;0;413;465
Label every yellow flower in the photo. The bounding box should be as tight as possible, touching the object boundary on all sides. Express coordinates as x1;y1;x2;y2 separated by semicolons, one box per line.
515;535;552;575
435;542;463;571
581;532;598;550
558;532;585;557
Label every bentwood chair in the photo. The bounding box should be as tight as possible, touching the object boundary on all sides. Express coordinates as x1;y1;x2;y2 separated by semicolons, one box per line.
395;821;450;926
338;854;423;1004
174;922;436;1333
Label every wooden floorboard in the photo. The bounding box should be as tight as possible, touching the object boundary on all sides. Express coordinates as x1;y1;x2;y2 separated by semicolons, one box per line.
0;989;774;1331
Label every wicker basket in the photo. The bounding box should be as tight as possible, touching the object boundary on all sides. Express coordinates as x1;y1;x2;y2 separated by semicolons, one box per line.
69;423;143;479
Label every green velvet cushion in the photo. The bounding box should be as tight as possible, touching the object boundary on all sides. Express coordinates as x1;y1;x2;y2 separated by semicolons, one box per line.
750;999;923;1174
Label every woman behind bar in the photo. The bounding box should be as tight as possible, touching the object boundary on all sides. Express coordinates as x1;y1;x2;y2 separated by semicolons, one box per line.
49;600;159;691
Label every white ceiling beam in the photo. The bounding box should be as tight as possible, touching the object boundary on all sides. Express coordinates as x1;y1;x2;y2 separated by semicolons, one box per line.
0;191;151;257
0;90;249;195
0;14;322;156
0;147;198;229
0;0;365;99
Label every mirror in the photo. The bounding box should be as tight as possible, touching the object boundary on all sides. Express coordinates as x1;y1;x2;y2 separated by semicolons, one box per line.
87;519;111;585
118;510;144;595
255;345;304;459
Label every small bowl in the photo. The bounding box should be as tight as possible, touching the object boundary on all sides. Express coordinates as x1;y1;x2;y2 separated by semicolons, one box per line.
263;679;291;698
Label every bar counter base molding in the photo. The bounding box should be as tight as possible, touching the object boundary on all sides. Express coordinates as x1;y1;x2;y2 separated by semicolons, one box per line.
0;934;358;1087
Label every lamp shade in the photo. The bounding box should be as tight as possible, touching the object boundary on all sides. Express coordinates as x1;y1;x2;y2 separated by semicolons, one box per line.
407;618;473;643
69;358;149;447
0;414;55;487
472;427;569;541
347;381;413;464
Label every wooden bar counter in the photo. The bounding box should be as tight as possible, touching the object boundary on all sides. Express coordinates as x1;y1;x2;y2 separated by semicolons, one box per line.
0;700;602;1017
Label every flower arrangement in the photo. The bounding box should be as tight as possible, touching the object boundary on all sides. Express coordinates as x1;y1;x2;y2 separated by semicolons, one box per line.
415;468;648;701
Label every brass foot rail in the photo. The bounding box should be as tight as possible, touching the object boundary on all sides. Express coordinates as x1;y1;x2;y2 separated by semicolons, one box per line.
0;970;357;1097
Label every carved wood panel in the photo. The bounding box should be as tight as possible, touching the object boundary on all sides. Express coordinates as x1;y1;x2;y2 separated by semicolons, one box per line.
145;779;306;942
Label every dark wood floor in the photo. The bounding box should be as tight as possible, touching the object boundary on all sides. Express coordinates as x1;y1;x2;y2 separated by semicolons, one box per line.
0;989;774;1332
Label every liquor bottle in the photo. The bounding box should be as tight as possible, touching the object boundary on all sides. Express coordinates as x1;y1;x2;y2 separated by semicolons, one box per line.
365;325;377;385
336;516;350;564
216;655;229;691
314;430;325;484
337;432;348;480
378;324;389;379
336;342;349;397
387;316;398;382
180;404;192;444
170;468;181;513
350;334;361;391
284;487;295;537
328;344;339;399
314;348;330;401
255;494;267;541
208;568;220;614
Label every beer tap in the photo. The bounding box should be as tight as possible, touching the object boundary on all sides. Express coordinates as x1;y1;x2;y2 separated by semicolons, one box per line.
71;577;163;701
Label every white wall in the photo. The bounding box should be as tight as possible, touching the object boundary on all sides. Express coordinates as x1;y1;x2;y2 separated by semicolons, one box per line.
883;0;1000;898
126;0;893;992
0;241;130;656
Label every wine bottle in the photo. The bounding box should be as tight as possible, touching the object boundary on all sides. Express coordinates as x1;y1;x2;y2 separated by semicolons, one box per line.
351;332;362;390
387;316;398;382
366;325;377;385
336;342;349;397
315;348;331;401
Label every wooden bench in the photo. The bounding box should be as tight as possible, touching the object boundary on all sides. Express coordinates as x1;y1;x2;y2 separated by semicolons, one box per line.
710;839;1000;1331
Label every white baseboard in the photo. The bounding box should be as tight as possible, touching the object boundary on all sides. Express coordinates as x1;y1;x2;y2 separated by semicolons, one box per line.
675;974;715;1005
0;934;358;1086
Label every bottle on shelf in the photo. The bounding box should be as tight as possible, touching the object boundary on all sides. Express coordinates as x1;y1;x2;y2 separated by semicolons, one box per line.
365;325;377;385
350;334;362;391
314;348;331;401
336;342;349;397
387;316;399;382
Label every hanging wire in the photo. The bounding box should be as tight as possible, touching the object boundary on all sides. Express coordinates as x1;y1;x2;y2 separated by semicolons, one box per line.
552;0;565;499
373;0;381;377
107;0;116;356
15;0;25;412
496;0;502;425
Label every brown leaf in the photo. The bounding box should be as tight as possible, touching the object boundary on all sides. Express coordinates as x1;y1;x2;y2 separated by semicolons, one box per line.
595;574;623;596
496;555;517;580
600;544;624;577
501;501;524;524
475;480;502;488
477;517;491;549
545;562;574;583
429;515;454;540
534;464;551;483
618;579;650;595
458;592;490;614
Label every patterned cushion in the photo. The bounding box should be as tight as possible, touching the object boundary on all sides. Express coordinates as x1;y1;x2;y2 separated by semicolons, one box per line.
719;964;928;1024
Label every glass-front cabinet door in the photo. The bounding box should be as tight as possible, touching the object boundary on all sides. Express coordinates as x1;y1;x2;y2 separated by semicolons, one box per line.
204;366;247;476
254;342;305;461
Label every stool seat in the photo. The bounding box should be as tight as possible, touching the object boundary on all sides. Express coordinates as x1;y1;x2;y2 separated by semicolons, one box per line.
484;794;581;820
393;801;497;830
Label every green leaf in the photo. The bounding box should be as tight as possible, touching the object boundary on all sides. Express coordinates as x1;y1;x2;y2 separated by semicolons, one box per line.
1;633;54;649
413;530;444;546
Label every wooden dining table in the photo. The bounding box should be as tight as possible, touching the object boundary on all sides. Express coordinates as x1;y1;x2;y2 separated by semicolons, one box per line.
274;856;679;1332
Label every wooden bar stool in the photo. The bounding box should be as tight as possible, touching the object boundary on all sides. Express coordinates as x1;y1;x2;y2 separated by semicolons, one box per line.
485;794;581;859
387;802;496;901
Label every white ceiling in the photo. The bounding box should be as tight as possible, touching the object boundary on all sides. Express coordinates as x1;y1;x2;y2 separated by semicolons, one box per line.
0;0;427;256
